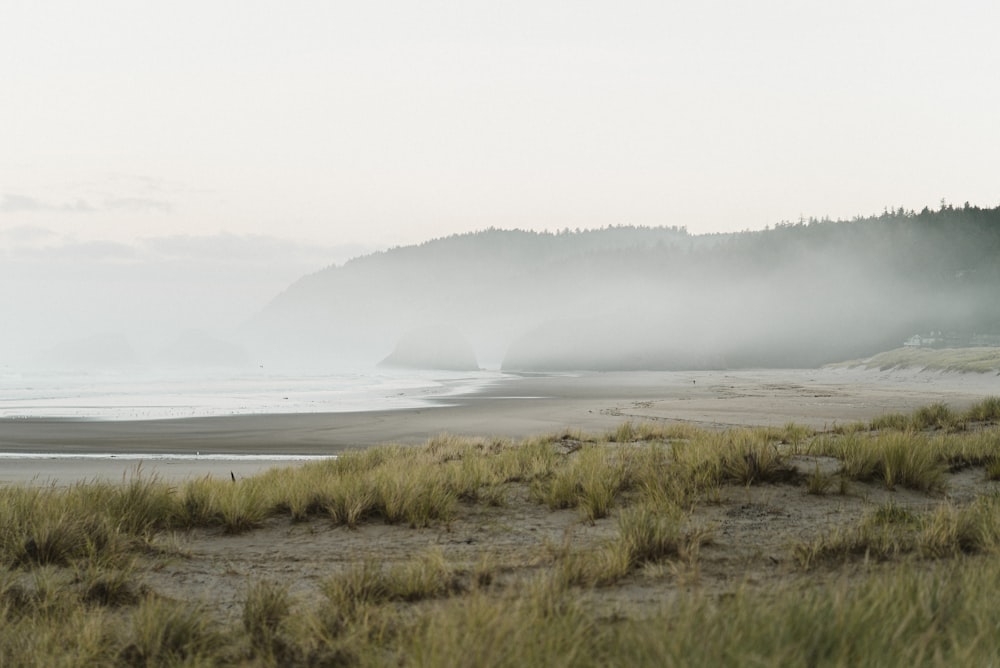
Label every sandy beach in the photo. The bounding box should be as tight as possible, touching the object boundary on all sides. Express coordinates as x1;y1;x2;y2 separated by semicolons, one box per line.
5;365;1000;664
1;367;996;485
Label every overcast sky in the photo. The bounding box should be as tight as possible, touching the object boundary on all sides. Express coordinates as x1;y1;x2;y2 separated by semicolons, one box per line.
2;1;998;361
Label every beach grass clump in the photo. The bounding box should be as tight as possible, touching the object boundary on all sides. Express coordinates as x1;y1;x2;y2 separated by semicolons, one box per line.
648;427;795;495
912;402;959;431
917;494;1000;557
635;421;696;441
647;437;724;506
17;511;114;568
493;438;560;483
304;570;398;664
814;433;869;479
932;430;1000;471
795;501;918;568
111;477;176;537
629;441;716;509
805;462;834;495
75;559;146;608
218;479;271;534
627;442;675;500
331;444;402;476
238;444;465;529
258;464;337;522
242;579;293;661
0;573;221;667
0;573;119;666
556;542;634;588
859;400;998;434
261;438;546;528
373;463;458;527
0;475;189;570
320;549;464;617
716;429;797;486
780;422;814;452
964;396;1000;423
325;476;378;528
176;476;270;533
437;442;514;506
119;596;225;667
175;476;217;528
554;499;706;587
616;502;698;568
0;485;125;568
608;420;712;444
830;420;870;435
532;444;633;520
398;575;596;668
869;411;911;431
608;421;637;443
874;432;946;492
797;495;1000;568
819;430;946;492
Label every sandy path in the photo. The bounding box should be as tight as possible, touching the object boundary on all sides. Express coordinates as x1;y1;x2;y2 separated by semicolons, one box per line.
0;367;995;484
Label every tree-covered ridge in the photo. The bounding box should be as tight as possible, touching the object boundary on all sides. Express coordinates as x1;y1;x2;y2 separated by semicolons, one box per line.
723;203;1000;283
325;203;1000;289
248;204;1000;371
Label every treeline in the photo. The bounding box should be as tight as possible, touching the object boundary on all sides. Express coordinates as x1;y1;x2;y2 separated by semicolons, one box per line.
323;204;1000;289
720;204;1000;286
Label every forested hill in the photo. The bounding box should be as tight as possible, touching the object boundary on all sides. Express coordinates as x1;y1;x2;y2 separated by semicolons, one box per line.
243;204;1000;371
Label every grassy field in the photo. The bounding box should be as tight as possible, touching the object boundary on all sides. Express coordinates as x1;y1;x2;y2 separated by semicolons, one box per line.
3;397;1000;666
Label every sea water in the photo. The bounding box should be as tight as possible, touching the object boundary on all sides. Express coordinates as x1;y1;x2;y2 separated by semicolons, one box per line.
0;367;503;421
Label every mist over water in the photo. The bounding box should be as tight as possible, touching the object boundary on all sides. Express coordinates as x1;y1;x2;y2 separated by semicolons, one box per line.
0;234;370;373
0;367;500;420
3;206;998;419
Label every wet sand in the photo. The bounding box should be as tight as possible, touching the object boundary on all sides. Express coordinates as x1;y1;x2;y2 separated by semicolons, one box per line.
1;368;996;484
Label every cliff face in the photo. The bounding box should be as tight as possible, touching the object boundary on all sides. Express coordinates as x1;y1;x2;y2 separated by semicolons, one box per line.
378;327;479;371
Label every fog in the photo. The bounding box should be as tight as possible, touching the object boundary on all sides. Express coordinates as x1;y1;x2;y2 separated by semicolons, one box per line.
240;217;997;374
0;232;373;374
3;212;996;378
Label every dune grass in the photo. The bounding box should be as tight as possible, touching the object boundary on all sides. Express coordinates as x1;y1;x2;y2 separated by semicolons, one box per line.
795;492;1000;568
3;401;1000;665
843;346;1000;374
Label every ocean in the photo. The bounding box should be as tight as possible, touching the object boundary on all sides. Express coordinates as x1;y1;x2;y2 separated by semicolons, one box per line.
0;367;503;421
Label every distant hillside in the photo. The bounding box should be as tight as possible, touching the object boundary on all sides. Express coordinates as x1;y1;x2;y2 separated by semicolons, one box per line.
243;205;1000;371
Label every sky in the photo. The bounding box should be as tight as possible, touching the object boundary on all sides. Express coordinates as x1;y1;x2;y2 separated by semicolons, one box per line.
2;1;998;362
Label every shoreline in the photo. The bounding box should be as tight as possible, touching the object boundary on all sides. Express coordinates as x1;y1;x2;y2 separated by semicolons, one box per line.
1;367;995;484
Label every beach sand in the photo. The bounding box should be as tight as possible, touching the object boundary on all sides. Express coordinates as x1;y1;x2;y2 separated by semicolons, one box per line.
4;366;1000;645
1;367;996;485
